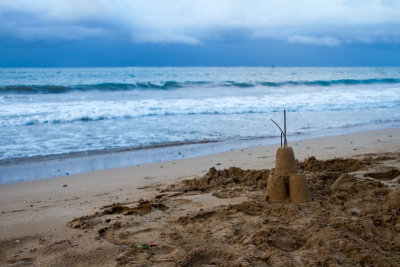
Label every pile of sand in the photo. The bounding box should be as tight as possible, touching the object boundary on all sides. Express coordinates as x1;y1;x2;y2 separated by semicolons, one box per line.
298;156;367;172
177;167;270;192
1;152;399;266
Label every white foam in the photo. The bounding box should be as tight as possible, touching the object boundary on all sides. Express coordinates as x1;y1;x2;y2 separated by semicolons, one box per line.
1;84;399;127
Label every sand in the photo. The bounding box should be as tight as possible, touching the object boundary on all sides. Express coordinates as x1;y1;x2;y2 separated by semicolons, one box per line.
0;128;399;266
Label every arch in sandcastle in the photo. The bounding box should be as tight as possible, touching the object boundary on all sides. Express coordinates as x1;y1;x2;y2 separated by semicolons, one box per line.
266;111;311;203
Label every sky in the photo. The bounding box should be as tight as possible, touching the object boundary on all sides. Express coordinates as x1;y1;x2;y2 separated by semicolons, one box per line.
0;0;399;67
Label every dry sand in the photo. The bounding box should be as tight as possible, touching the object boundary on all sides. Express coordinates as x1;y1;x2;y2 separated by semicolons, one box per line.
0;128;399;266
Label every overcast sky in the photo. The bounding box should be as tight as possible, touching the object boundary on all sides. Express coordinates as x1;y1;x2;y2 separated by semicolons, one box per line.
0;0;399;66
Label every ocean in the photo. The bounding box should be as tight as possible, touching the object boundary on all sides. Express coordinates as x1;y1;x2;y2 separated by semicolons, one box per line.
1;67;399;184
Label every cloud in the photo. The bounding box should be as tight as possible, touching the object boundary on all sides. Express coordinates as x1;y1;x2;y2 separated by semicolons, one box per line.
288;36;341;47
0;0;400;46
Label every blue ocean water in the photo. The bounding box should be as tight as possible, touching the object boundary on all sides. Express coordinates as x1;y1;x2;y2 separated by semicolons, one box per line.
0;67;399;182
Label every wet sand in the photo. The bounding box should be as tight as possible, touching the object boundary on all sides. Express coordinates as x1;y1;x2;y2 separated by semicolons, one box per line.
0;128;399;266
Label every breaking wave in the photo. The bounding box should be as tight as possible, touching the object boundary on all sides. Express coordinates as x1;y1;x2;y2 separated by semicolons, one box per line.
2;92;399;127
1;78;399;94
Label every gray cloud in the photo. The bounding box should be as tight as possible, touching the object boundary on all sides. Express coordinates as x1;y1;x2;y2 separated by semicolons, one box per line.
0;0;399;46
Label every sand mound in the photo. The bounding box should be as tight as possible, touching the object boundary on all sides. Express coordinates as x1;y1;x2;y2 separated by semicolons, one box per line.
330;173;357;192
177;167;270;192
386;189;400;208
298;156;366;172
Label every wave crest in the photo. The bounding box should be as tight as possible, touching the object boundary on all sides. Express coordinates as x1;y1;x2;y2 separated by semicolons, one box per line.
1;78;399;94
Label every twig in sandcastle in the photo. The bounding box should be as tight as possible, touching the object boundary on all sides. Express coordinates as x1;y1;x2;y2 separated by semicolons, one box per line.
270;110;288;147
284;110;287;147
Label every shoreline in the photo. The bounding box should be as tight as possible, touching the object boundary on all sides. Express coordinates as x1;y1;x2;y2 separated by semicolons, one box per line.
0;127;399;265
1;123;398;184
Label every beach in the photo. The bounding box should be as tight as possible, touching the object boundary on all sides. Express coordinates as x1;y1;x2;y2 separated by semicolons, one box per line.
1;127;399;266
2;0;400;265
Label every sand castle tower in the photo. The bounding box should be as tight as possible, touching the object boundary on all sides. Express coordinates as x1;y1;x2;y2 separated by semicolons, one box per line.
266;111;311;203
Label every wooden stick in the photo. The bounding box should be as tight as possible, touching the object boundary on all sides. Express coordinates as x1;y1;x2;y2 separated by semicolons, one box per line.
284;110;287;147
270;119;284;135
271;110;288;147
271;118;285;148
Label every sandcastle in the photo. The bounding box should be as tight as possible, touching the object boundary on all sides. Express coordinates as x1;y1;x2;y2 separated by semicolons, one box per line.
266;111;311;203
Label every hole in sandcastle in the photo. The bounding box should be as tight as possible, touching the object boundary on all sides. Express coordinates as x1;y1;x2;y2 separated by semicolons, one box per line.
182;249;238;267
365;169;400;180
267;111;311;204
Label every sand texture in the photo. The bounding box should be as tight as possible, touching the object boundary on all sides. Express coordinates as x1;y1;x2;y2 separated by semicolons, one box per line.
0;128;400;266
288;174;311;203
274;147;297;176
